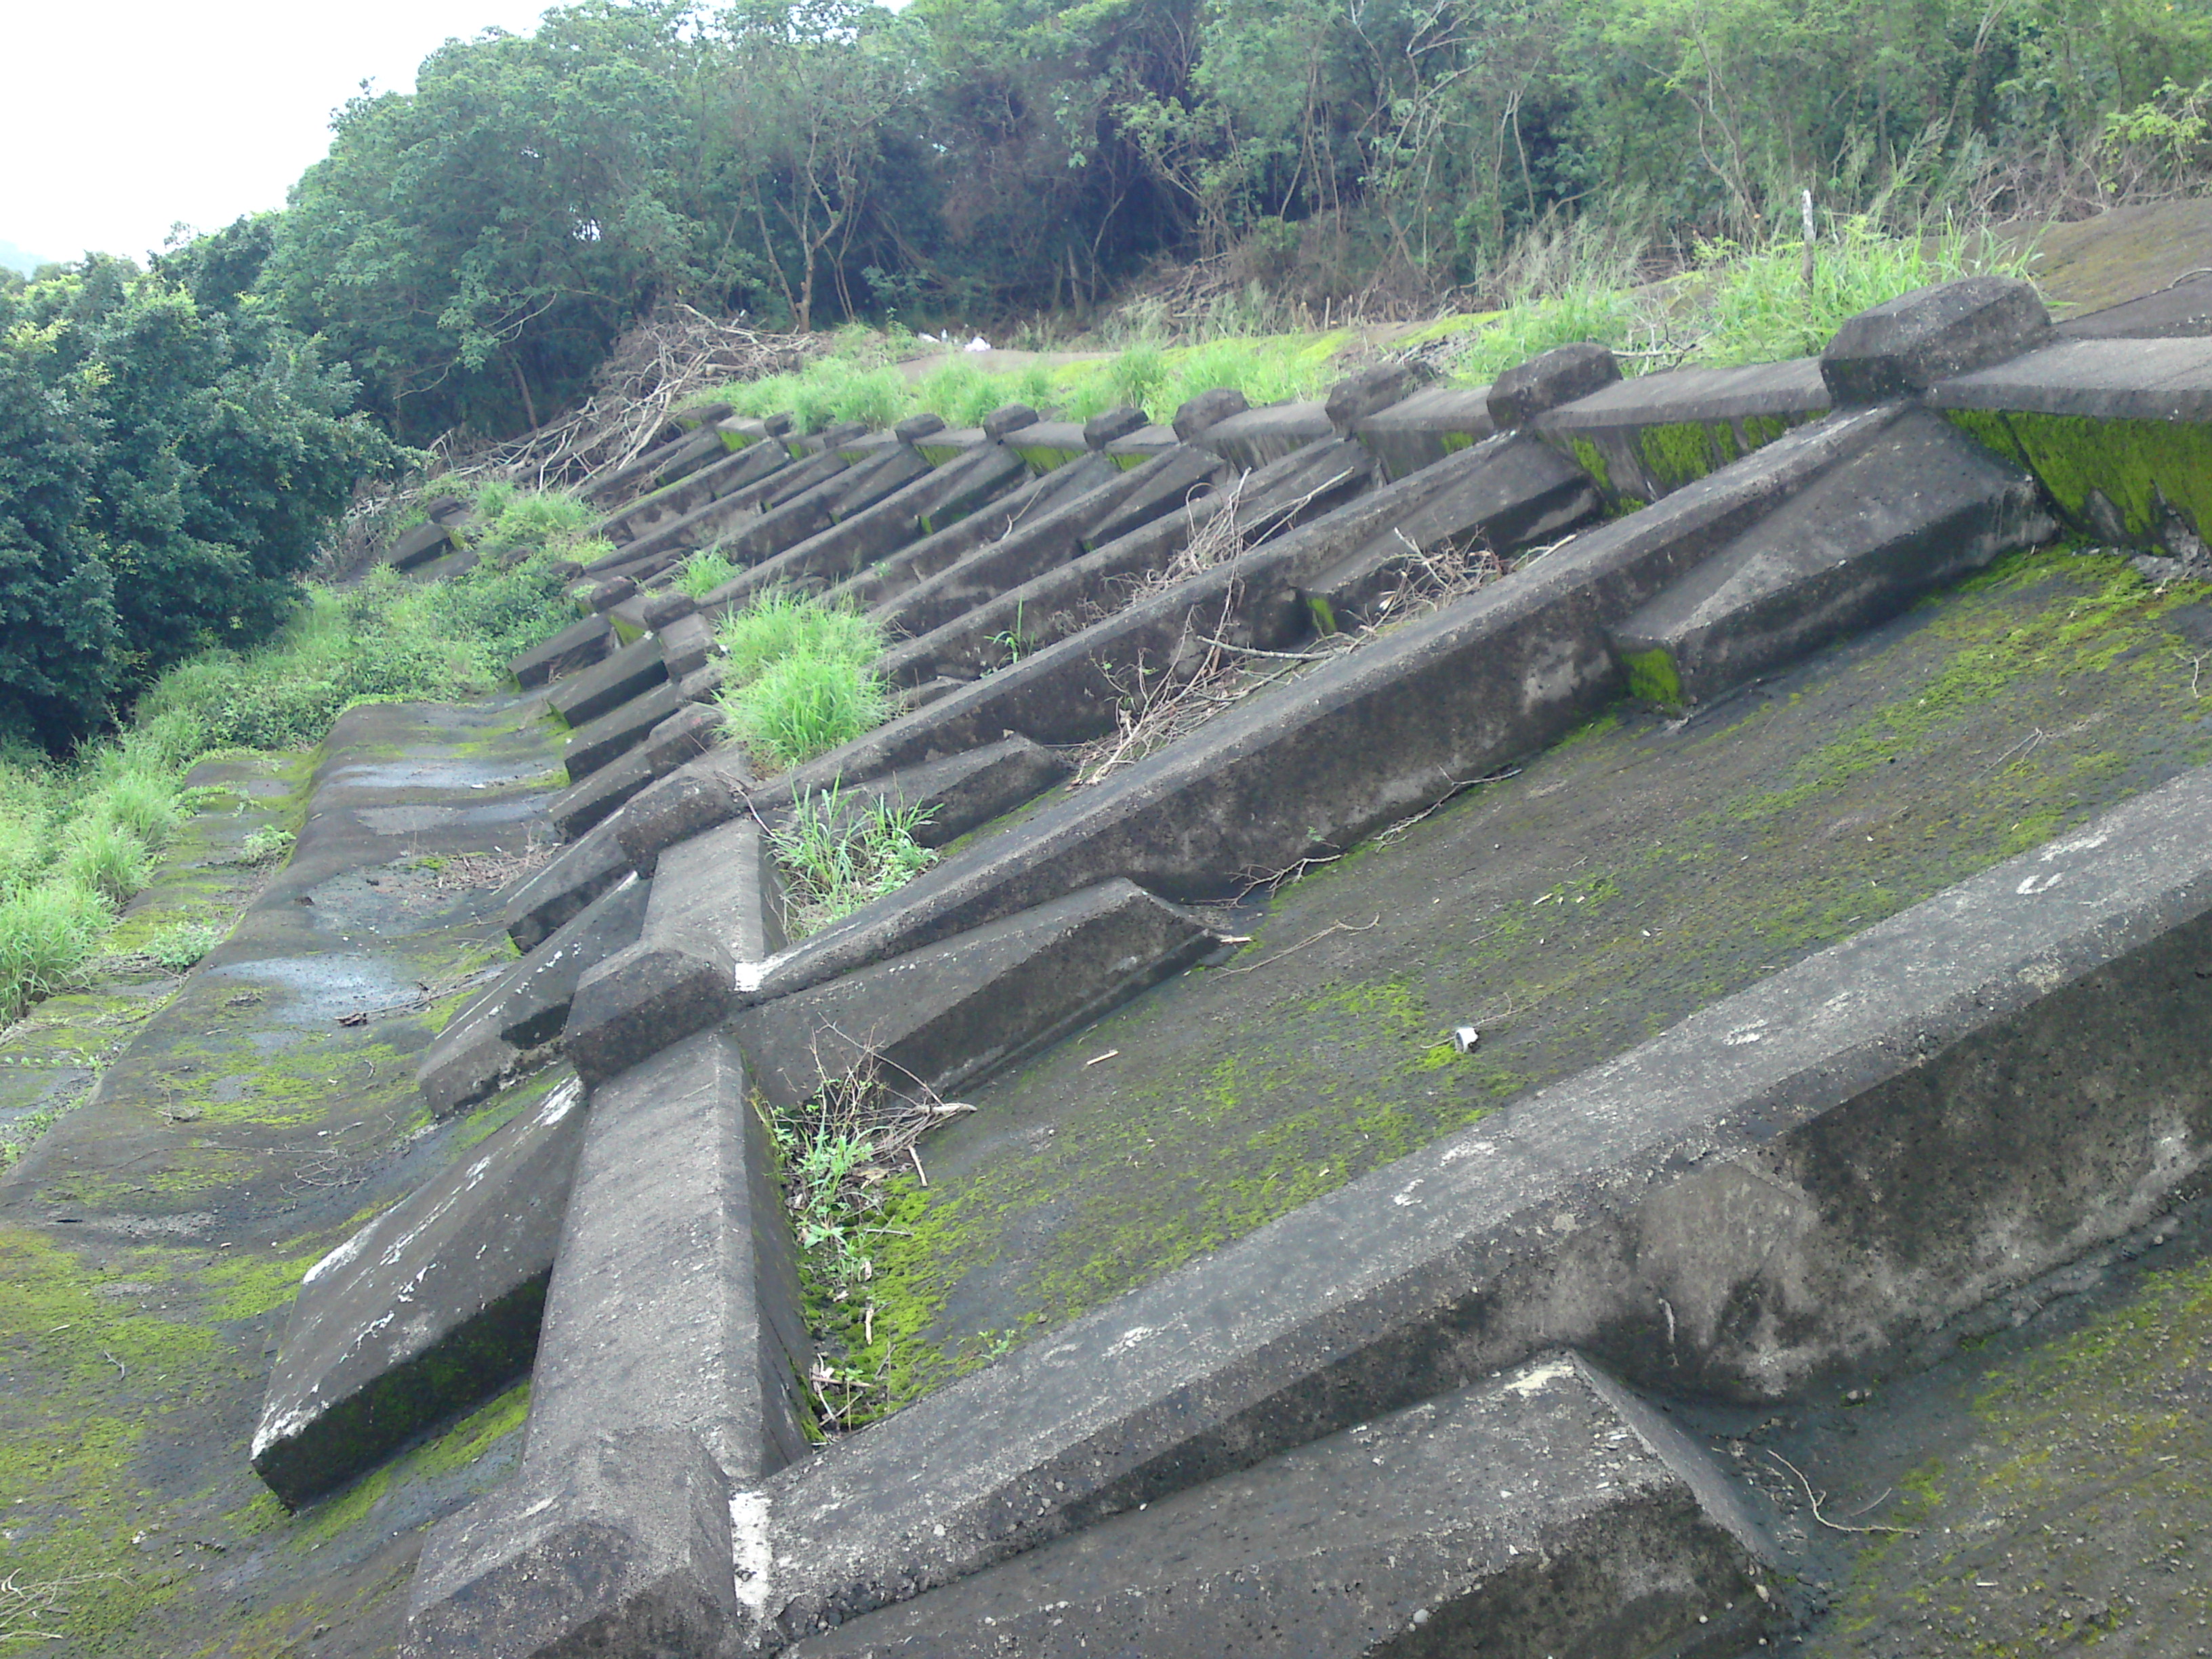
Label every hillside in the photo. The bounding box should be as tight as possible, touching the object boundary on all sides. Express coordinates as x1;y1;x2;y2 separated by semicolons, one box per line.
0;197;2209;1659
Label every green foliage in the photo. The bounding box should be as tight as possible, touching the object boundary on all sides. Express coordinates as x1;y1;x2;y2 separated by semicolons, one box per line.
673;549;739;598
142;920;224;972
772;784;939;933
729;653;892;769
0;881;108;1022
0;252;403;752
714;590;884;688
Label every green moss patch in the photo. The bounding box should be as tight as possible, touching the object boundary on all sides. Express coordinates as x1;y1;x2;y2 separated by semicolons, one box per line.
858;547;2212;1413
1815;1252;2212;1655
1957;409;2212;544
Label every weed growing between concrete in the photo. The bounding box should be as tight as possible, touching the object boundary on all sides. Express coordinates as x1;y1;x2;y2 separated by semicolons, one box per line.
760;1064;976;1434
714;592;894;769
673;548;739;597
771;785;939;937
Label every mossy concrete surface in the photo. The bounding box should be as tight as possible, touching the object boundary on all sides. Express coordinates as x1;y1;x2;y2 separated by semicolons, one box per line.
2005;199;2212;316
848;550;2212;1412
1656;1187;2212;1656
0;696;567;1658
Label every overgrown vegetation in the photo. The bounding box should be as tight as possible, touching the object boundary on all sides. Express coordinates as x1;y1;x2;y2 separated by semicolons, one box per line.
713;592;893;769
190;0;2211;443
759;1068;975;1434
0;241;405;752
0;533;577;1036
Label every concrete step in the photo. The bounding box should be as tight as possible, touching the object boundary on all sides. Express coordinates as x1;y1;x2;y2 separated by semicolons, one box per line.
785;1352;1780;1659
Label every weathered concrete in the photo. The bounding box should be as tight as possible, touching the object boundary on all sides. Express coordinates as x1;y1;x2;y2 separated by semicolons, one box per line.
600;445;836;574
712;442;1030;610
1489;342;1621;427
1082;405;1147;448
386;520;457;571
731;879;1221;1109
548;703;722;839
754;762;2212;1637
1536;357;1832;504
1351;384;1498;480
1304;432;1601;631
657;610;718;678
1103;422;1179;466
893;412;946;442
405;1029;805;1658
593;438;791;548
509;614;616;688
545;634;668;730
1324;359;1431;432
640;589;698;631
560;680;690;781
863;452;1168;643
611;748;756;874
2057;270;2212;339
1613;408;2051;708
1172;386;1248;440
1822;275;2053;404
784;1352;1776;1659
1003;420;1088;472
744;407;1908;1001
981;405;1039;439
251;1078;588;1509
564;819;784;1087
583;425;722;506
1926;333;2212;423
879;436;1376;686
831;455;1121;616
506;820;632;952
418;876;653;1115
1076;444;1226;550
1927;337;2212;552
1194;400;1334;468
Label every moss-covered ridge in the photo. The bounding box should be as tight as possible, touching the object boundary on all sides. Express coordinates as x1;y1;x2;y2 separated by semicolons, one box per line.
0;697;567;1658
833;549;2212;1414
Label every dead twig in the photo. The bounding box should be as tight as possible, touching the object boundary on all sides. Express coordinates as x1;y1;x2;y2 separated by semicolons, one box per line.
1221;916;1382;975
1765;1450;1919;1535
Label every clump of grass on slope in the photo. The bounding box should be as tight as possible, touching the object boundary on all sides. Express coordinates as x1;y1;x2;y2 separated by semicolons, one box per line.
714;592;892;770
674;550;739;599
1695;216;2029;365
772;785;938;935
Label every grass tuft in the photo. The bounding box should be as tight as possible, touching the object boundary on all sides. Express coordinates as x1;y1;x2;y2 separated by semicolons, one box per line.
674;550;739;599
772;785;938;935
729;653;891;771
715;591;884;689
0;881;109;1023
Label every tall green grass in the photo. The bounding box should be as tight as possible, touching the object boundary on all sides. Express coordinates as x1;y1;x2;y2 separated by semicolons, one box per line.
0;537;581;1033
714;593;892;771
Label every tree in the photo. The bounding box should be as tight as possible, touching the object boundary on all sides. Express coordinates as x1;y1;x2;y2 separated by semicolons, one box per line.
264;2;712;441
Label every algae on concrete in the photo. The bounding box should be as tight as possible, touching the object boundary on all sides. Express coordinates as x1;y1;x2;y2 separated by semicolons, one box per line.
851;550;2212;1416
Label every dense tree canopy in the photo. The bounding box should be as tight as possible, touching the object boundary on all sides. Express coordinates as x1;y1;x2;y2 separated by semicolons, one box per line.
251;0;2212;441
0;249;403;751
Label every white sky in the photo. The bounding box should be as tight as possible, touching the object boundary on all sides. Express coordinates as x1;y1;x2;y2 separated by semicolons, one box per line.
1;0;559;266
